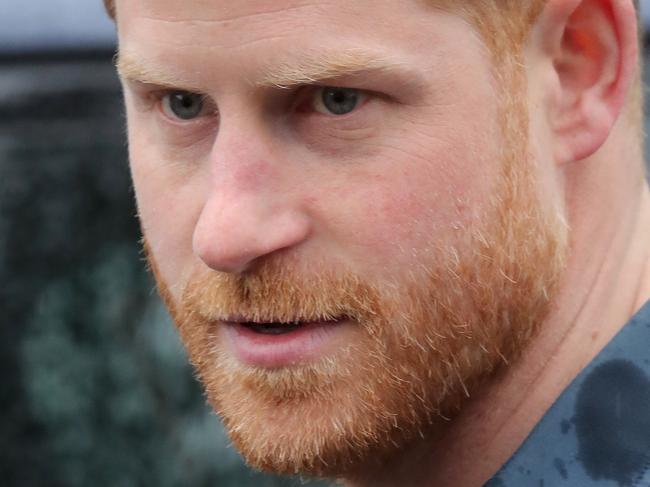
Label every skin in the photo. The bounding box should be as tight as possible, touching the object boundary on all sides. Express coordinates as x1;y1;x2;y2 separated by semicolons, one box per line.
114;0;650;485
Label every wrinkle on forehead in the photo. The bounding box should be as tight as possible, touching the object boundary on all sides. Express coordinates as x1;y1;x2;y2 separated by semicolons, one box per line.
118;0;330;25
117;0;341;54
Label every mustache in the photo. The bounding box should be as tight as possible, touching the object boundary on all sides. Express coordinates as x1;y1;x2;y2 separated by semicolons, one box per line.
179;260;383;325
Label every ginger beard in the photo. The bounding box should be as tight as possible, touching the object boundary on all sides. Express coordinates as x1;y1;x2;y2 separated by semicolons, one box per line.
143;61;568;477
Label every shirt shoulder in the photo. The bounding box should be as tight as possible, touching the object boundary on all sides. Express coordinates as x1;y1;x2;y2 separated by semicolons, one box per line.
487;301;650;487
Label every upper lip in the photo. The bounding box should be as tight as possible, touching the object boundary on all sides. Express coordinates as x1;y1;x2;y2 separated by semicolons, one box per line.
221;315;344;325
222;315;305;325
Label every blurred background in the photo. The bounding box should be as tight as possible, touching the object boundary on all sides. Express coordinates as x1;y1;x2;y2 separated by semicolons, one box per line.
0;2;649;486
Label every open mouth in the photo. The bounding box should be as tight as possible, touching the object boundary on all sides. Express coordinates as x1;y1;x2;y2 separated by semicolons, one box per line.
241;322;305;335
221;316;352;367
229;316;347;336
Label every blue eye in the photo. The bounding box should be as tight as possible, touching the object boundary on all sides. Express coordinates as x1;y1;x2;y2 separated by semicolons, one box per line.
314;87;366;116
161;91;208;120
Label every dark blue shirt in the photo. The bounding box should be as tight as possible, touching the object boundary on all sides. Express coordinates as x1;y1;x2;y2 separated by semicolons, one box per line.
487;301;650;487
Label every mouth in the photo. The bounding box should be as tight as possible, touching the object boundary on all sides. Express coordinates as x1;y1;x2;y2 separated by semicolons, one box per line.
220;316;353;367
240;321;308;335
226;315;345;334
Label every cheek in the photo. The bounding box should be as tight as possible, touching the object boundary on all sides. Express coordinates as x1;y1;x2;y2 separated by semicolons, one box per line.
321;119;501;269
128;126;205;297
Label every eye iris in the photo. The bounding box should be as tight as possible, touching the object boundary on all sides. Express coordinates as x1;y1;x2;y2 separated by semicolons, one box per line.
322;88;359;115
169;91;204;120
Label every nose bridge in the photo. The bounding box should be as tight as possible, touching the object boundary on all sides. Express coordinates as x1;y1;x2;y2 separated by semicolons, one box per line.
210;115;275;193
192;115;310;274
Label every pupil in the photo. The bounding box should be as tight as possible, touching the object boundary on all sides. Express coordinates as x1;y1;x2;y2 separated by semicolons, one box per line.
322;88;358;115
170;92;203;120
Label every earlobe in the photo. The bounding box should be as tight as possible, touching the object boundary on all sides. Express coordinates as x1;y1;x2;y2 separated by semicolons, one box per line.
536;0;638;164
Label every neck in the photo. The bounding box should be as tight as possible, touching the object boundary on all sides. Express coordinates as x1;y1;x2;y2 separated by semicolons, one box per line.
344;140;650;487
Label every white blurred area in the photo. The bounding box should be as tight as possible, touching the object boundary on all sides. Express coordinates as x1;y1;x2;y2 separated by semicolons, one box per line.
0;0;648;53
0;0;116;53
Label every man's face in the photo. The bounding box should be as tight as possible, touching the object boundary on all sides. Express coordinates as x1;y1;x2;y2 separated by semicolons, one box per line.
117;0;567;476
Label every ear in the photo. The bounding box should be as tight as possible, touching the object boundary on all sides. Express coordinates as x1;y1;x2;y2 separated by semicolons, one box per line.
532;0;638;164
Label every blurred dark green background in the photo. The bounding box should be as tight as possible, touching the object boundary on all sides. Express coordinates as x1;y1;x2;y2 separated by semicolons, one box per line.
1;10;649;487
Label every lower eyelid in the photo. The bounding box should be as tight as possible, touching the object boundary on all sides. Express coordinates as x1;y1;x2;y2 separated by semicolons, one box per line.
158;113;218;131
327;126;378;141
296;112;377;141
156;120;219;151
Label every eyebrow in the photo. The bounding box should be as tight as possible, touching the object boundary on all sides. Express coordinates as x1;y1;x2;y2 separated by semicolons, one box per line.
116;51;199;89
257;49;421;89
117;48;425;92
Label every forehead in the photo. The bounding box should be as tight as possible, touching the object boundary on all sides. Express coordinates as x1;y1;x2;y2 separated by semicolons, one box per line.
114;0;481;85
115;0;443;30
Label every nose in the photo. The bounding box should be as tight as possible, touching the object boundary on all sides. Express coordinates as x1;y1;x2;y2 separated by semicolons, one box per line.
192;134;311;274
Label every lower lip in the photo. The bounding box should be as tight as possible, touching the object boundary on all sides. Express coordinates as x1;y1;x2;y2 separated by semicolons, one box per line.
221;320;349;368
